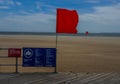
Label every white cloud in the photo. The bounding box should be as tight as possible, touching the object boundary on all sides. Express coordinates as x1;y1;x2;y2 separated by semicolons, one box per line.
0;0;22;6
36;2;42;9
0;6;9;9
36;1;56;13
0;0;22;10
15;2;22;6
85;0;120;4
0;0;14;5
7;0;14;5
0;0;4;4
85;0;100;3
0;0;14;9
79;3;120;33
0;13;56;32
109;0;119;4
0;2;120;33
19;11;32;15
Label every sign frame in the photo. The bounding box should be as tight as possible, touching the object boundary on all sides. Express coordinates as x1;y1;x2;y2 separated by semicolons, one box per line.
8;48;21;57
23;48;56;67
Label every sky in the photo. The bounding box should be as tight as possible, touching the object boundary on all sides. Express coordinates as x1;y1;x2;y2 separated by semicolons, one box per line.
0;0;120;33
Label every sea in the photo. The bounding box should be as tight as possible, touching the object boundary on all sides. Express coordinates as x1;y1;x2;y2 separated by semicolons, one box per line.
0;32;120;37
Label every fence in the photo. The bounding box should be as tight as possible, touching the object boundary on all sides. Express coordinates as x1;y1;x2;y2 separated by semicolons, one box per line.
0;48;55;73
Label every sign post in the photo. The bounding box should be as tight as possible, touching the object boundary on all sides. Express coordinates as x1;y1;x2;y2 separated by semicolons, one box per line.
16;57;18;73
8;48;21;73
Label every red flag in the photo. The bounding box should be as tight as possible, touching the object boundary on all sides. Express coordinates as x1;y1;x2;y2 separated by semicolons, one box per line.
86;31;89;35
56;8;79;34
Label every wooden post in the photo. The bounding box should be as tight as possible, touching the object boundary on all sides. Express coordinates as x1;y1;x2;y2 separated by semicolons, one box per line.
15;57;18;73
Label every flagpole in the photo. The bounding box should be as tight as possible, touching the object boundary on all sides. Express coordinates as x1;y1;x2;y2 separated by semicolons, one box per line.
55;33;58;73
55;33;57;73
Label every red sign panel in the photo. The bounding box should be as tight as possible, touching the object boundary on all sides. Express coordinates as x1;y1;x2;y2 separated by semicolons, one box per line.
8;48;21;57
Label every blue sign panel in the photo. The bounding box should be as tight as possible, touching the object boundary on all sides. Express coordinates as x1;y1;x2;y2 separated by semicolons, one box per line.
45;48;56;67
23;48;56;67
35;48;45;67
23;48;35;66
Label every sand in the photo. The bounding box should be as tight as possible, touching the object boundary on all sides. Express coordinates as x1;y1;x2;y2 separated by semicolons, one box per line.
0;35;120;73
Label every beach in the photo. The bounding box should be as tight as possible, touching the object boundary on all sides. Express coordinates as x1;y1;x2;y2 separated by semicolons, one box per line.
0;35;120;73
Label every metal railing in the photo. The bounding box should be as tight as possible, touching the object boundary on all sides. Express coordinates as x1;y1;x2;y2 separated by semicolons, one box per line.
0;48;56;73
0;48;21;73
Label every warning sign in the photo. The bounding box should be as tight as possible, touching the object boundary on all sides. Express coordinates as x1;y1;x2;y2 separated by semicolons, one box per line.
8;48;21;57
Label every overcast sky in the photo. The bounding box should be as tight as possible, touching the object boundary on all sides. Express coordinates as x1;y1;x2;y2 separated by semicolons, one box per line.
0;0;120;33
